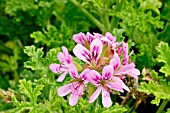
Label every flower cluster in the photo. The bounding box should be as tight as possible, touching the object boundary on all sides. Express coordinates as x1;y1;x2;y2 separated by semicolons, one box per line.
49;32;140;108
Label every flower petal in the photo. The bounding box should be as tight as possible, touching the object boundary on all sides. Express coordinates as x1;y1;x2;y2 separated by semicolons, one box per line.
80;68;90;81
73;44;91;64
87;70;101;86
109;52;120;70
121;82;130;92
114;63;135;75
57;71;68;82
112;76;130;92
68;63;78;78
102;65;113;80
86;32;95;44
105;32;116;43
57;52;65;63
102;87;112;108
90;39;103;60
89;86;102;103
100;36;113;45
122;42;129;65
77;84;85;96
105;81;123;92
49;64;61;73
73;32;86;45
69;93;79;106
58;84;72;96
127;68;140;79
93;33;103;38
62;46;69;56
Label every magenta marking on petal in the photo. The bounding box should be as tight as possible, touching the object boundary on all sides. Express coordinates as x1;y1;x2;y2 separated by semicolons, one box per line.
81;74;87;81
92;46;99;59
93;76;101;84
56;64;62;73
104;72;111;80
71;71;77;78
82;50;91;61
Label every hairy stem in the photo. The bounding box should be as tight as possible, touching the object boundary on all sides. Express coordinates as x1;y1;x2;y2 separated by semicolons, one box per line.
69;0;104;32
156;99;169;113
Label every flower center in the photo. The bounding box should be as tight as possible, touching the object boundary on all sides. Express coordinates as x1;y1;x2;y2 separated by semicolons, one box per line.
100;80;106;86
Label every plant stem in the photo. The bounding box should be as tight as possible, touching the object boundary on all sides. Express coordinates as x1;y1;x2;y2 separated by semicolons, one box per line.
101;13;110;34
69;0;104;32
90;98;98;113
110;0;124;32
156;99;169;113
121;92;132;106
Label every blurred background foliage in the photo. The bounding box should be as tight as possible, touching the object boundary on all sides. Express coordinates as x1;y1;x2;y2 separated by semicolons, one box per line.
0;0;170;112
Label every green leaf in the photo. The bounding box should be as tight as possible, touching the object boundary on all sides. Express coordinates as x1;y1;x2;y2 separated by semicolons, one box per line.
24;45;44;71
30;24;75;51
112;28;125;42
11;79;44;113
138;80;170;106
156;42;170;77
166;108;170;113
136;44;155;70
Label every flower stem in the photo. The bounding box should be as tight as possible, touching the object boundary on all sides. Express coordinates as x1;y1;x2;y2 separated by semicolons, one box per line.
110;0;124;32
156;99;169;113
69;0;104;32
121;92;132;106
101;13;110;34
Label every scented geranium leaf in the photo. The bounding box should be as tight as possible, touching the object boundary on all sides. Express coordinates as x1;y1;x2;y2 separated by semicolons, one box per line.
166;108;170;113
151;97;161;106
24;45;44;70
30;24;75;51
156;42;170;77
118;0;164;33
161;0;170;21
136;44;155;70
19;79;32;99
112;28;125;42
98;103;127;113
5;0;38;16
19;79;44;104
138;80;170;106
158;23;170;44
11;79;44;113
150;70;159;80
139;0;162;14
24;45;60;78
45;48;60;64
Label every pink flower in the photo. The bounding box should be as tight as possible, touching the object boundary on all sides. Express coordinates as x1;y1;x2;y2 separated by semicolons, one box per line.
87;65;129;108
73;32;95;46
58;64;90;106
122;42;129;65
49;46;72;82
110;52;140;79
73;39;103;64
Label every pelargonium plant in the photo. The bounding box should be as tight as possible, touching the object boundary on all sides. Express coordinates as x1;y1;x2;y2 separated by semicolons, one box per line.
49;32;140;108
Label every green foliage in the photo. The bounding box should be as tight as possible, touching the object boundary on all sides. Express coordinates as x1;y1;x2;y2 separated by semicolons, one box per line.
138;42;170;107
11;79;44;113
1;0;170;112
138;80;170;106
156;42;170;77
0;76;10;90
166;108;170;113
30;24;75;51
136;44;155;70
